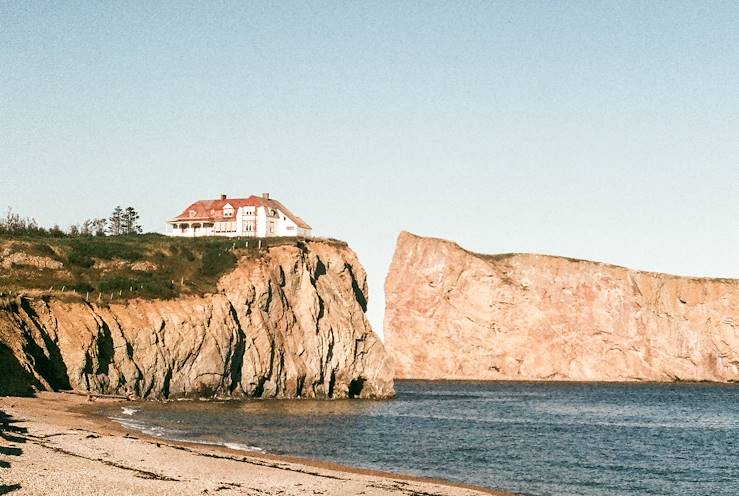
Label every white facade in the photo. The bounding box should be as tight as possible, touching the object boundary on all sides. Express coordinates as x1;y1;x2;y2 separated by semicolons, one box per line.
167;194;312;238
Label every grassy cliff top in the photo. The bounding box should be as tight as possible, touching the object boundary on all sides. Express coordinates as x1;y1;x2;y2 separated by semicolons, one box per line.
0;234;345;301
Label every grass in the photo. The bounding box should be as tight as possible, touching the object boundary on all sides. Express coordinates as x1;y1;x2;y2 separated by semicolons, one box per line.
0;233;329;301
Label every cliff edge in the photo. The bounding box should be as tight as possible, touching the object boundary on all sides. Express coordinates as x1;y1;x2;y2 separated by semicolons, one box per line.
0;239;394;399
384;231;739;382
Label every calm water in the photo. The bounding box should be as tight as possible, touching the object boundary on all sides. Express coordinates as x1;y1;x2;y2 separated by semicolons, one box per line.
99;381;739;496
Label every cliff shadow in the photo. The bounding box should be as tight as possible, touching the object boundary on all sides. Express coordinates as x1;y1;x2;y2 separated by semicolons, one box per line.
0;409;26;494
0;343;39;397
18;298;71;391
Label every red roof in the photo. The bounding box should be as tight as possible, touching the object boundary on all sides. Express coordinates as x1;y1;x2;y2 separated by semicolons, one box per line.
169;195;311;229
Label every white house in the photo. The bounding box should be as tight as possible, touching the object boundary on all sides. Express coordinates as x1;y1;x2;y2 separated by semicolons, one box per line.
167;193;312;238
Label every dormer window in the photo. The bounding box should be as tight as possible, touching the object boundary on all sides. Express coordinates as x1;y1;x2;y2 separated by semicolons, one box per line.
222;203;234;218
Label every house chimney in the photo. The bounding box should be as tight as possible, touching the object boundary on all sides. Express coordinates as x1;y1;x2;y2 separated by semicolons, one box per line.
220;194;227;200
262;192;269;200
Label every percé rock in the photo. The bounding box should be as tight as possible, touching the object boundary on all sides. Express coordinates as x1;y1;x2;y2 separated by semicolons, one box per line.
384;231;739;382
0;240;394;399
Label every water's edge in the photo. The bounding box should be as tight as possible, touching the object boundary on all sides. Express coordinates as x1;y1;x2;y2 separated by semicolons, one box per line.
98;381;739;496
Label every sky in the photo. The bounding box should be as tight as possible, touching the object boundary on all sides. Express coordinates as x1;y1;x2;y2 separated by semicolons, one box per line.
2;1;738;336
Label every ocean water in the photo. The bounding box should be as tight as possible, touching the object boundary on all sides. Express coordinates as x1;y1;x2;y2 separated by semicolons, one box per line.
99;381;739;496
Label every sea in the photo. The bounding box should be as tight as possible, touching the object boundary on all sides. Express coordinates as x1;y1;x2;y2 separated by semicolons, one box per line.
98;381;739;496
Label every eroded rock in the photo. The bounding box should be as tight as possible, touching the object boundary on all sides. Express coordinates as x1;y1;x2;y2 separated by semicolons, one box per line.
384;231;739;382
0;240;394;399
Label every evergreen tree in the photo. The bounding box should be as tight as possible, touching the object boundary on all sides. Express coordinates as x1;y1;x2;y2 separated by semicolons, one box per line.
122;206;141;235
80;219;93;236
94;218;107;236
108;206;123;235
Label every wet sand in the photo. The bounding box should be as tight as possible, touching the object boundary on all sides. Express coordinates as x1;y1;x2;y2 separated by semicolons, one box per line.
0;392;513;495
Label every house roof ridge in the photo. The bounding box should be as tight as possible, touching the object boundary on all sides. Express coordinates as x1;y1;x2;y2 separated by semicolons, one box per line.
169;194;311;229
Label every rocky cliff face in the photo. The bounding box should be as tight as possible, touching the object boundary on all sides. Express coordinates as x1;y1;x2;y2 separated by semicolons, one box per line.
384;231;739;382
0;240;394;399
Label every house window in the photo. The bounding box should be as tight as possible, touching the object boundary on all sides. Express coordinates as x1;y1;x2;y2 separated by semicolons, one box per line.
269;221;274;234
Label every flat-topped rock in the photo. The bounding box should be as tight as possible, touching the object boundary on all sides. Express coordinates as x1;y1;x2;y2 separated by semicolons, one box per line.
384;231;739;382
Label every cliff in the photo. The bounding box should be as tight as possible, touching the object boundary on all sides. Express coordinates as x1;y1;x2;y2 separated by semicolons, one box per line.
0;240;394;399
384;231;739;382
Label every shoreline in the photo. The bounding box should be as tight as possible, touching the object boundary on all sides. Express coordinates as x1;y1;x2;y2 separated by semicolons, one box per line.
0;392;513;496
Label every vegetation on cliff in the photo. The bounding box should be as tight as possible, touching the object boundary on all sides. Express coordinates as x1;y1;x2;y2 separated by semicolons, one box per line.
0;234;343;301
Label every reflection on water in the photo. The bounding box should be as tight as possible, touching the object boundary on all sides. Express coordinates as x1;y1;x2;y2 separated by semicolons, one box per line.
97;381;739;496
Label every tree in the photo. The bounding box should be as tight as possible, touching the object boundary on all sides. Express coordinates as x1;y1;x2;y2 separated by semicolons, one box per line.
49;224;65;238
68;224;80;237
0;207;44;236
94;218;107;236
108;206;123;235
122;206;142;235
80;219;93;236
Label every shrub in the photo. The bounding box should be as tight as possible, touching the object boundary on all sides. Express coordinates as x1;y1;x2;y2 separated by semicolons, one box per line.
98;276;133;293
67;251;94;268
29;243;58;259
179;246;195;261
99;274;177;299
69;239;143;262
70;282;95;293
200;246;236;277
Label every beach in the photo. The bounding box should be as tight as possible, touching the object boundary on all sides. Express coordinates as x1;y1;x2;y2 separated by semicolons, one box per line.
0;392;506;496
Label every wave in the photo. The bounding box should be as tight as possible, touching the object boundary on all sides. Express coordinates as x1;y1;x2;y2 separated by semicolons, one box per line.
110;417;188;438
108;416;265;453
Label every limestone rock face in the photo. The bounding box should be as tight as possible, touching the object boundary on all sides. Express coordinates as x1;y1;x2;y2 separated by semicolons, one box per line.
384;231;739;382
0;241;394;399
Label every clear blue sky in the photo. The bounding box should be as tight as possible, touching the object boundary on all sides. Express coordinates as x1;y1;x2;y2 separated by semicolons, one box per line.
2;1;738;335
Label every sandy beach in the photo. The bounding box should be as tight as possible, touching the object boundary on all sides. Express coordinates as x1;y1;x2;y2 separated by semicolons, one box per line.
0;392;510;496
